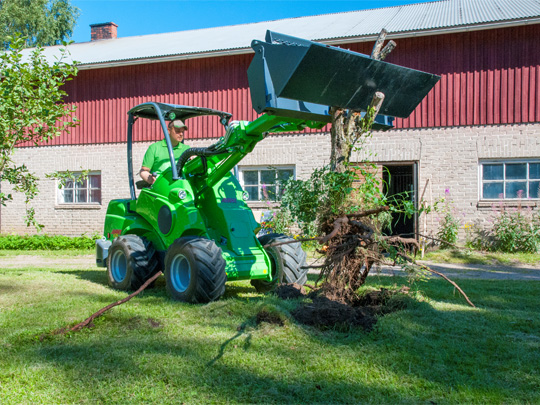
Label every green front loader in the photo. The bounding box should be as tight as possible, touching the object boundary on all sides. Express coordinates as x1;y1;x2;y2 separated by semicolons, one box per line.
95;31;440;303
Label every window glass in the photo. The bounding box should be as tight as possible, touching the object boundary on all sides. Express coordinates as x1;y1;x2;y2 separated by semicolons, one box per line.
483;182;503;199
90;175;101;188
243;171;258;186
260;170;276;185
483;164;503;180
529;181;540;199
90;189;101;203
62;189;74;203
529;163;540;180
278;169;294;182
261;185;276;200
506;163;527;180
505;182;527;198
76;178;88;188
76;189;87;203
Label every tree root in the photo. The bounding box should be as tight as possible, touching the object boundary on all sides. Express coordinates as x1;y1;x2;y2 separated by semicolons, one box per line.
395;253;475;307
70;271;163;332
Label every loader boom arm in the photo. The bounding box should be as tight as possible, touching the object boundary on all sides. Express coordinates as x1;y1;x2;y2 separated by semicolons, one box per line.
181;113;326;192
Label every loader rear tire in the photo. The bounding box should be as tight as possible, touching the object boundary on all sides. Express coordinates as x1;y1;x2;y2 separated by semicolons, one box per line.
251;233;308;293
165;237;226;303
107;234;159;291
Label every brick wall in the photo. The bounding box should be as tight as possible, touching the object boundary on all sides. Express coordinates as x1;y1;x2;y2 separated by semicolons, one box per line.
1;123;538;239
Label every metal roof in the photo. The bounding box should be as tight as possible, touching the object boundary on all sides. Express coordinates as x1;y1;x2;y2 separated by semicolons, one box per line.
33;0;540;68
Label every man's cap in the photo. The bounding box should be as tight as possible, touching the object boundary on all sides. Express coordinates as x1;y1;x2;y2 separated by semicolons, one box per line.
170;119;187;130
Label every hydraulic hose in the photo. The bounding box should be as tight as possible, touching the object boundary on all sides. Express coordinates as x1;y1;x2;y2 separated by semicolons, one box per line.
176;144;225;177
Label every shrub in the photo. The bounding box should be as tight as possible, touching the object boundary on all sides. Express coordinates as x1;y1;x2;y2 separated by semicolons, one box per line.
435;189;461;249
0;234;99;250
491;208;540;253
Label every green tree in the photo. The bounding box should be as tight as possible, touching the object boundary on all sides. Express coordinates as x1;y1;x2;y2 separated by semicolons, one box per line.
0;0;79;49
0;35;78;228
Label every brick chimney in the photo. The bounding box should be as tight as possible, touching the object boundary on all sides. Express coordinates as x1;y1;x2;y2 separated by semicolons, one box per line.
90;22;118;41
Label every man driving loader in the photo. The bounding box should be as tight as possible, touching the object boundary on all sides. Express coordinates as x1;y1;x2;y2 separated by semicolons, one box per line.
139;119;190;185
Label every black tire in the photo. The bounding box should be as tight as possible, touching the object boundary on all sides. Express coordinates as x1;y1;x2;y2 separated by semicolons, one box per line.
251;233;308;293
164;237;226;303
107;234;159;291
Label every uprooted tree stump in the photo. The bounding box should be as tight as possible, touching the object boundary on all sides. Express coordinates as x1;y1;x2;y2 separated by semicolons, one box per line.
268;205;475;309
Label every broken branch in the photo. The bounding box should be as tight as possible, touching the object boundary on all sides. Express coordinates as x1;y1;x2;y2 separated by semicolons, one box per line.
371;28;388;60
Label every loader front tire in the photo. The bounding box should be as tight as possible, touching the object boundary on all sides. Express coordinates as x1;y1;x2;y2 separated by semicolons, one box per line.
165;237;226;303
107;234;159;291
251;233;308;293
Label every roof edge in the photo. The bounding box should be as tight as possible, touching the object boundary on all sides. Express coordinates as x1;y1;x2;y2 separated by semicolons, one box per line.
77;17;540;71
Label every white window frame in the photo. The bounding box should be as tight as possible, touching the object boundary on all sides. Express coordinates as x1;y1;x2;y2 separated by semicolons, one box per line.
237;166;295;202
57;171;102;205
479;160;540;200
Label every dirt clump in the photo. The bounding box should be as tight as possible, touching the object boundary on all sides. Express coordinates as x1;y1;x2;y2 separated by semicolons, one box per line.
274;283;306;300
256;310;285;326
288;286;409;331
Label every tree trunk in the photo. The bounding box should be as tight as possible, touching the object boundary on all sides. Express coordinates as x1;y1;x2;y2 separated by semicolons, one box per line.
330;108;351;173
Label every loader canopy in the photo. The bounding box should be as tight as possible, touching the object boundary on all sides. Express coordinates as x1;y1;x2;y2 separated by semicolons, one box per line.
129;102;232;125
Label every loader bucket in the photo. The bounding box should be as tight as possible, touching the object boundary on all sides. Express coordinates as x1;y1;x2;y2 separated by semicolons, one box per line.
248;31;440;120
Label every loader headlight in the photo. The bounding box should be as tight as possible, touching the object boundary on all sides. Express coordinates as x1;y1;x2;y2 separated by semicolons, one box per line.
242;191;249;201
178;190;187;200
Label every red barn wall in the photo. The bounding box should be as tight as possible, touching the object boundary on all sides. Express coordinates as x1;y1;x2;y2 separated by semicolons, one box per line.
46;24;540;146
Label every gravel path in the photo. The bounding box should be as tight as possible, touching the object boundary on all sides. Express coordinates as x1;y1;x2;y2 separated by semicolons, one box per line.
1;254;539;280
377;261;540;281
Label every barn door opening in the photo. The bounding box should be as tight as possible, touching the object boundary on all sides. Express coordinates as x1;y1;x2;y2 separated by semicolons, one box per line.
382;163;417;238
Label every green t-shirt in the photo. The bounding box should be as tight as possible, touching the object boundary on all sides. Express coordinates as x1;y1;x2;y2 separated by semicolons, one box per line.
142;140;190;174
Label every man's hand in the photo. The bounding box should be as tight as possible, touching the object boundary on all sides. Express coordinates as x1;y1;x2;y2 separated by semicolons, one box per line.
139;167;155;184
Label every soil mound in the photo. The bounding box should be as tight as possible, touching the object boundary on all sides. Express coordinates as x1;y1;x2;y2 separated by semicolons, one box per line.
292;296;377;331
287;285;409;331
274;283;306;300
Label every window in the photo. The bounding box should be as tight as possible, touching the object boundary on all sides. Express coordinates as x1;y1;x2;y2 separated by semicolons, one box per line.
58;172;102;204
480;161;540;199
238;166;295;201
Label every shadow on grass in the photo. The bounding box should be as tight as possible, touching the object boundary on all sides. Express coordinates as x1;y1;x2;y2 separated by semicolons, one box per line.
17;301;539;403
0;282;23;293
57;269;108;286
19;334;418;403
4;277;540;402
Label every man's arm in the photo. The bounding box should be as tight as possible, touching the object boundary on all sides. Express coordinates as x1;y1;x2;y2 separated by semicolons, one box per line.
139;166;155;184
140;143;156;184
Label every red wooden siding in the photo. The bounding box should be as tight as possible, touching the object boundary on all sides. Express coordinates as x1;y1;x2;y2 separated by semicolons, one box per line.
51;53;256;145
35;24;540;146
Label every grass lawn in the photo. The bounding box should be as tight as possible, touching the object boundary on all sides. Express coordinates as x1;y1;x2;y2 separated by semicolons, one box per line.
1;252;539;403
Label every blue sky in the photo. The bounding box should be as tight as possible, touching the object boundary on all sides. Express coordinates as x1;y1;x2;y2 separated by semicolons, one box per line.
70;0;435;43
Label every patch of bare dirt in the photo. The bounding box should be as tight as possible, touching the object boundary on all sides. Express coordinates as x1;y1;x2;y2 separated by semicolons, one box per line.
280;285;410;331
0;254;94;269
256;310;285;326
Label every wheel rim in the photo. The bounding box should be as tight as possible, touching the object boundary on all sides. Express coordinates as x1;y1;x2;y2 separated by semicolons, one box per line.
170;253;191;293
111;249;127;282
